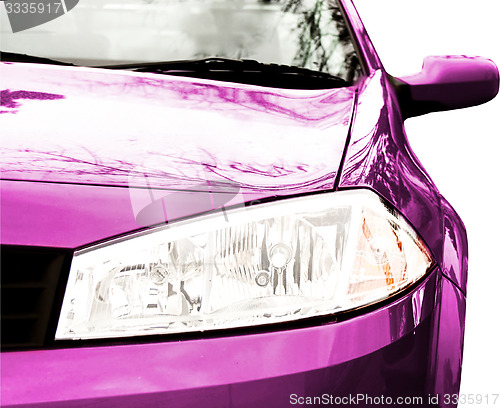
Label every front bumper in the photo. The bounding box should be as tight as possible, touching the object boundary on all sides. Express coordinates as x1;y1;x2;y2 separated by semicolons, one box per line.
1;267;465;408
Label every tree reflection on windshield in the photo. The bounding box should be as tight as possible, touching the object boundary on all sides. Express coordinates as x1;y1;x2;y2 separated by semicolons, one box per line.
282;0;359;79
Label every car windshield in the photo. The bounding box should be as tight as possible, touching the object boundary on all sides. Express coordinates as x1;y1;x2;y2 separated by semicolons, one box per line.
0;0;361;82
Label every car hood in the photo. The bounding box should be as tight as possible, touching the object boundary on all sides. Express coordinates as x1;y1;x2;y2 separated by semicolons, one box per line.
1;62;356;248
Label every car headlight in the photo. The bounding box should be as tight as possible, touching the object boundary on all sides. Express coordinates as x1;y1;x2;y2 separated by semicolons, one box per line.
56;189;432;340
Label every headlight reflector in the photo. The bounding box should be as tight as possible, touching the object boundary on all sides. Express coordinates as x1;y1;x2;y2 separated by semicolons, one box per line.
56;190;432;340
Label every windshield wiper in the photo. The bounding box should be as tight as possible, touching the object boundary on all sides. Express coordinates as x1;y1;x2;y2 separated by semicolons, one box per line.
0;51;74;66
1;53;349;90
102;58;349;90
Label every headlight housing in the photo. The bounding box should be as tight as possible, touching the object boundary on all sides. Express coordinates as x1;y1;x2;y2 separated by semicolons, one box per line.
56;189;432;340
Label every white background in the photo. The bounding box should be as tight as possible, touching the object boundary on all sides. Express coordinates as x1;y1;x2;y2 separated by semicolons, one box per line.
353;0;500;405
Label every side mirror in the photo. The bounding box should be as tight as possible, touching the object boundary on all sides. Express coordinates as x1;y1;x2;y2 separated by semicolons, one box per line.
390;55;499;119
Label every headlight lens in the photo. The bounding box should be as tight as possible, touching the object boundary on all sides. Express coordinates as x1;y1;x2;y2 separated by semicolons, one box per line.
56;190;432;340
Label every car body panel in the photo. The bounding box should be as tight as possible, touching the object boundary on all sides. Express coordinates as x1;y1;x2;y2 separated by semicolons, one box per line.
1;62;353;192
428;273;467;406
1;180;150;248
441;198;468;294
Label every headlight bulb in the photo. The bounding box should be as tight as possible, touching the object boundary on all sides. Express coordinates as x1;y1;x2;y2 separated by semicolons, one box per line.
269;243;293;295
270;243;292;269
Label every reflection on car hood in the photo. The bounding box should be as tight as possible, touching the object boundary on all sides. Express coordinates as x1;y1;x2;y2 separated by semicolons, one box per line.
1;62;355;193
0;62;356;248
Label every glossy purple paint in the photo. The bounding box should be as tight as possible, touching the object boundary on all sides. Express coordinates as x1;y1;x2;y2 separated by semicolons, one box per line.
1;180;148;248
394;55;499;119
428;275;467;405
1;0;498;407
441;199;468;294
0;62;353;192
